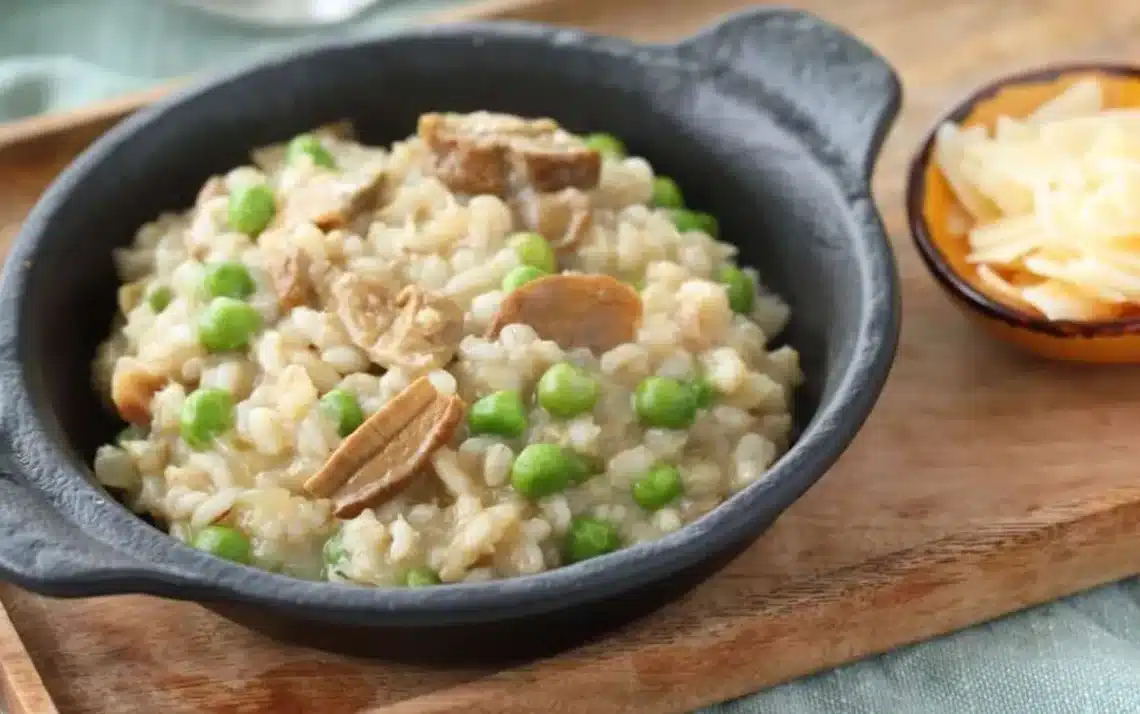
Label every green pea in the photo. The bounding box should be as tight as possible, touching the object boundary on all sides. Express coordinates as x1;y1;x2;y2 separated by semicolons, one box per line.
468;391;528;438
718;264;755;314
502;265;548;292
322;532;346;566
668;208;719;238
192;525;251;564
634;376;698;429
203;261;256;300
511;443;575;499
227;183;276;236
508;232;556;273
566;450;603;485
690;375;718;409
286;133;337;169
563;517;621;564
651;176;685;209
198;296;262;352
146;285;173;313
537;362;599;419
321;389;364;438
583;133;626;159
632;464;684;511
405;566;442;588
180;387;235;449
695;212;719;237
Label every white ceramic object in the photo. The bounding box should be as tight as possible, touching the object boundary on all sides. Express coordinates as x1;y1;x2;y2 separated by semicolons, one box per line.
173;0;390;26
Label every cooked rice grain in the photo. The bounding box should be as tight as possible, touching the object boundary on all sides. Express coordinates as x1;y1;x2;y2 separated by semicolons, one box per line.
91;118;802;586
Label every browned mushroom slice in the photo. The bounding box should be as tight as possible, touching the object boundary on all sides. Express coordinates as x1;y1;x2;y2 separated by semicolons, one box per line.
268;247;315;311
331;274;464;374
370;285;465;372
332;393;466;518
278;170;386;231
418;112;601;195
303;376;438;499
419;113;509;196
511;144;601;194
487;273;642;353
512;187;594;253
111;358;168;424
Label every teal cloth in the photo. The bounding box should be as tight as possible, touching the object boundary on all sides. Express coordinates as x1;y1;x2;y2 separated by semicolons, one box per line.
0;0;466;121
3;2;1138;712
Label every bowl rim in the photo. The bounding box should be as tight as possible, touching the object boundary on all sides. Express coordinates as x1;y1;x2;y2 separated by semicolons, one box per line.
0;14;901;626
906;61;1140;338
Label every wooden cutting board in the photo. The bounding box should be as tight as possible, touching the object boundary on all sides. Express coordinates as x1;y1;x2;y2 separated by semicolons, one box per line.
5;0;1140;712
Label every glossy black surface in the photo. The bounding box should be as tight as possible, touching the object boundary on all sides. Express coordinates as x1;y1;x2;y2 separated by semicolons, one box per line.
0;7;902;655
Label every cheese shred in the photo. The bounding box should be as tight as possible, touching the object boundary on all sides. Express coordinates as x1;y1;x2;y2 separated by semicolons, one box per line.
934;77;1140;320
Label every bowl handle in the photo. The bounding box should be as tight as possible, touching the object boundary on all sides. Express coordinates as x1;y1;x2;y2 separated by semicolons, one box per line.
0;449;196;593
671;7;902;180
0;458;174;597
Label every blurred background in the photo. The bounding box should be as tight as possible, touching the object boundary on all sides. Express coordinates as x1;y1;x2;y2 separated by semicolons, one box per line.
172;0;391;24
0;0;480;123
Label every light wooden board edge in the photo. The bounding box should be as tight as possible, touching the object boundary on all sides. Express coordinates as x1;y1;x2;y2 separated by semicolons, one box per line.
378;488;1140;714
0;485;1136;714
0;0;561;149
0;604;58;714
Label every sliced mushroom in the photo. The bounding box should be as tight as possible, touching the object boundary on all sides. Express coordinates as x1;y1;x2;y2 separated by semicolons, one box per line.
303;376;466;518
418;112;601;196
331;274;464;374
512;187;594;253
268;247;315;311
278;170;386;231
487;273;642;353
419;114;507;196
334;392;465;518
304;376;438;498
517;145;601;194
111;358;168;424
375;286;465;373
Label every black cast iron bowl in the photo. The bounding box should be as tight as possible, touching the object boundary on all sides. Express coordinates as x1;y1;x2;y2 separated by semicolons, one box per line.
0;7;901;661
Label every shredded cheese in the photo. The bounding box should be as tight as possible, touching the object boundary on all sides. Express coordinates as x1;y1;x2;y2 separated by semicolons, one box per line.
933;77;1140;320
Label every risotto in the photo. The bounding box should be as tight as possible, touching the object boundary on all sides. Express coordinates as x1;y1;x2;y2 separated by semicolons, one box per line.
91;112;802;586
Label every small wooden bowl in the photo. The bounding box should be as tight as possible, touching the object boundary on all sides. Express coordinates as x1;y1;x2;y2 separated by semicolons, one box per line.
907;64;1140;363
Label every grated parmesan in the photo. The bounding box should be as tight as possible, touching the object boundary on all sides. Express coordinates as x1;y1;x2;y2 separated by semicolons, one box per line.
934;77;1140;320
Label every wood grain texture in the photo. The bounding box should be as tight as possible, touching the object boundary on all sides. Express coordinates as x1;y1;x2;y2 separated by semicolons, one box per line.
4;0;1140;712
0;604;57;714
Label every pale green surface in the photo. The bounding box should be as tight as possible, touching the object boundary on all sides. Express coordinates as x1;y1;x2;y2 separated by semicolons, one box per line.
0;0;462;122
2;2;1137;712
